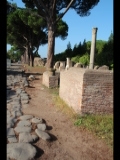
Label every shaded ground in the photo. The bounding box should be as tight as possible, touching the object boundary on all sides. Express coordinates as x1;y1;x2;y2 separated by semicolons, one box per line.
21;65;113;160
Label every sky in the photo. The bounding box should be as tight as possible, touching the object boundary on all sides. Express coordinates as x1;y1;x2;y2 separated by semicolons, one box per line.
7;0;113;58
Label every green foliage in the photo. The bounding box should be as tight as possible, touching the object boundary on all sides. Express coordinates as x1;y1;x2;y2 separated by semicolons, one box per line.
95;33;113;68
55;20;68;40
71;53;90;66
71;56;80;63
54;33;113;69
22;0;99;18
7;46;22;62
79;53;90;65
110;64;113;70
74;114;113;147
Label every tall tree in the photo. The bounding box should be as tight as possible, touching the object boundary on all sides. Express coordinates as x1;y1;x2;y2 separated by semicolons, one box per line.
22;0;99;69
7;6;68;66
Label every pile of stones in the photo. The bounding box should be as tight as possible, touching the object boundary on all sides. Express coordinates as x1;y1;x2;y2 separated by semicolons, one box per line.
7;70;51;160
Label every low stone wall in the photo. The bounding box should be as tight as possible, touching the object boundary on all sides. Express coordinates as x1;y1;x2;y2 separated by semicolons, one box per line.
59;68;113;114
42;71;59;88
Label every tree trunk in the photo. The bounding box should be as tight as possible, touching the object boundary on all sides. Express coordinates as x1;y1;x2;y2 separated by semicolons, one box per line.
31;53;34;67
46;21;55;69
24;51;26;64
26;45;30;66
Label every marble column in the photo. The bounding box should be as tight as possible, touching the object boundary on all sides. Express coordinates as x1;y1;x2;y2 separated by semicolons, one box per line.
89;27;98;69
66;58;70;70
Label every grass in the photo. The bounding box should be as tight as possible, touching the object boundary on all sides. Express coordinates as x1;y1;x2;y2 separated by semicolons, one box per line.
48;87;77;118
22;64;46;73
74;114;113;148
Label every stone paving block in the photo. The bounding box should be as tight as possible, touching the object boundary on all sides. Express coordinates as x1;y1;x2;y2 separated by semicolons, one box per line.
18;115;33;120
11;110;23;118
7;104;12;110
17;120;31;127
14;126;31;134
21;100;29;104
31;117;43;124
37;123;46;131
7;128;15;138
35;129;51;141
19;132;38;143
8;136;17;143
7;143;36;160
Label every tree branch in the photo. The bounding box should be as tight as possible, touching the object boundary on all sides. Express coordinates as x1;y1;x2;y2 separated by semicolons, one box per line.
55;0;75;24
23;35;28;41
33;0;48;20
52;0;56;16
36;0;49;17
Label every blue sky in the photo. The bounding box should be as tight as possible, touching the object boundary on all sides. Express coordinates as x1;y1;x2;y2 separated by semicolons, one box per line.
7;0;113;58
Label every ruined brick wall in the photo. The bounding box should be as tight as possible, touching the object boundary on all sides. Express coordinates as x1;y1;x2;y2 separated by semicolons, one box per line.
59;68;85;114
42;71;59;88
59;68;113;114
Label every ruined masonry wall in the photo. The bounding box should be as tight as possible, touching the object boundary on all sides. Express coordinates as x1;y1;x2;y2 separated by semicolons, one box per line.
59;68;113;114
42;71;59;88
59;68;85;113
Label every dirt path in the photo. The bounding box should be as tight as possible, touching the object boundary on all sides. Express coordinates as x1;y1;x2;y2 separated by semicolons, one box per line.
22;72;113;160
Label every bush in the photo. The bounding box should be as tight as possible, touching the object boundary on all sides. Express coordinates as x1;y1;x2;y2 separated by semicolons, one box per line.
71;55;80;63
79;53;90;66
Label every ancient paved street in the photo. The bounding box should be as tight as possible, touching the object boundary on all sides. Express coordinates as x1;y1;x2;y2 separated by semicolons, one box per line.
7;64;50;160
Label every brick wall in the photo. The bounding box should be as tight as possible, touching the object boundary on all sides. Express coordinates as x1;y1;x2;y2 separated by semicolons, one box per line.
59;68;85;114
42;71;59;88
59;68;113;114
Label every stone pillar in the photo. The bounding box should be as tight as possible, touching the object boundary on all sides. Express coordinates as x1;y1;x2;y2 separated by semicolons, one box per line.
66;58;70;70
89;28;98;69
59;61;65;71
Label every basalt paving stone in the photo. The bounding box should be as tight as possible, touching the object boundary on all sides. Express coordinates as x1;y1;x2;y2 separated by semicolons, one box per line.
11;104;21;109
7;117;17;124
11;101;21;105
10;95;18;99
8;136;17;143
31;117;43;124
11;107;21;112
14;126;31;134
37;123;46;131
11;110;23;118
16;89;22;95
7;99;13;103
12;99;20;103
21;100;29;104
7;143;36;160
7;110;11;116
7;114;12;119
21;96;29;101
7;128;15;138
21;90;26;93
17;120;31;127
20;93;28;96
18;115;33;120
7;123;13;128
12;97;21;101
19;132;38;143
35;129;51;141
